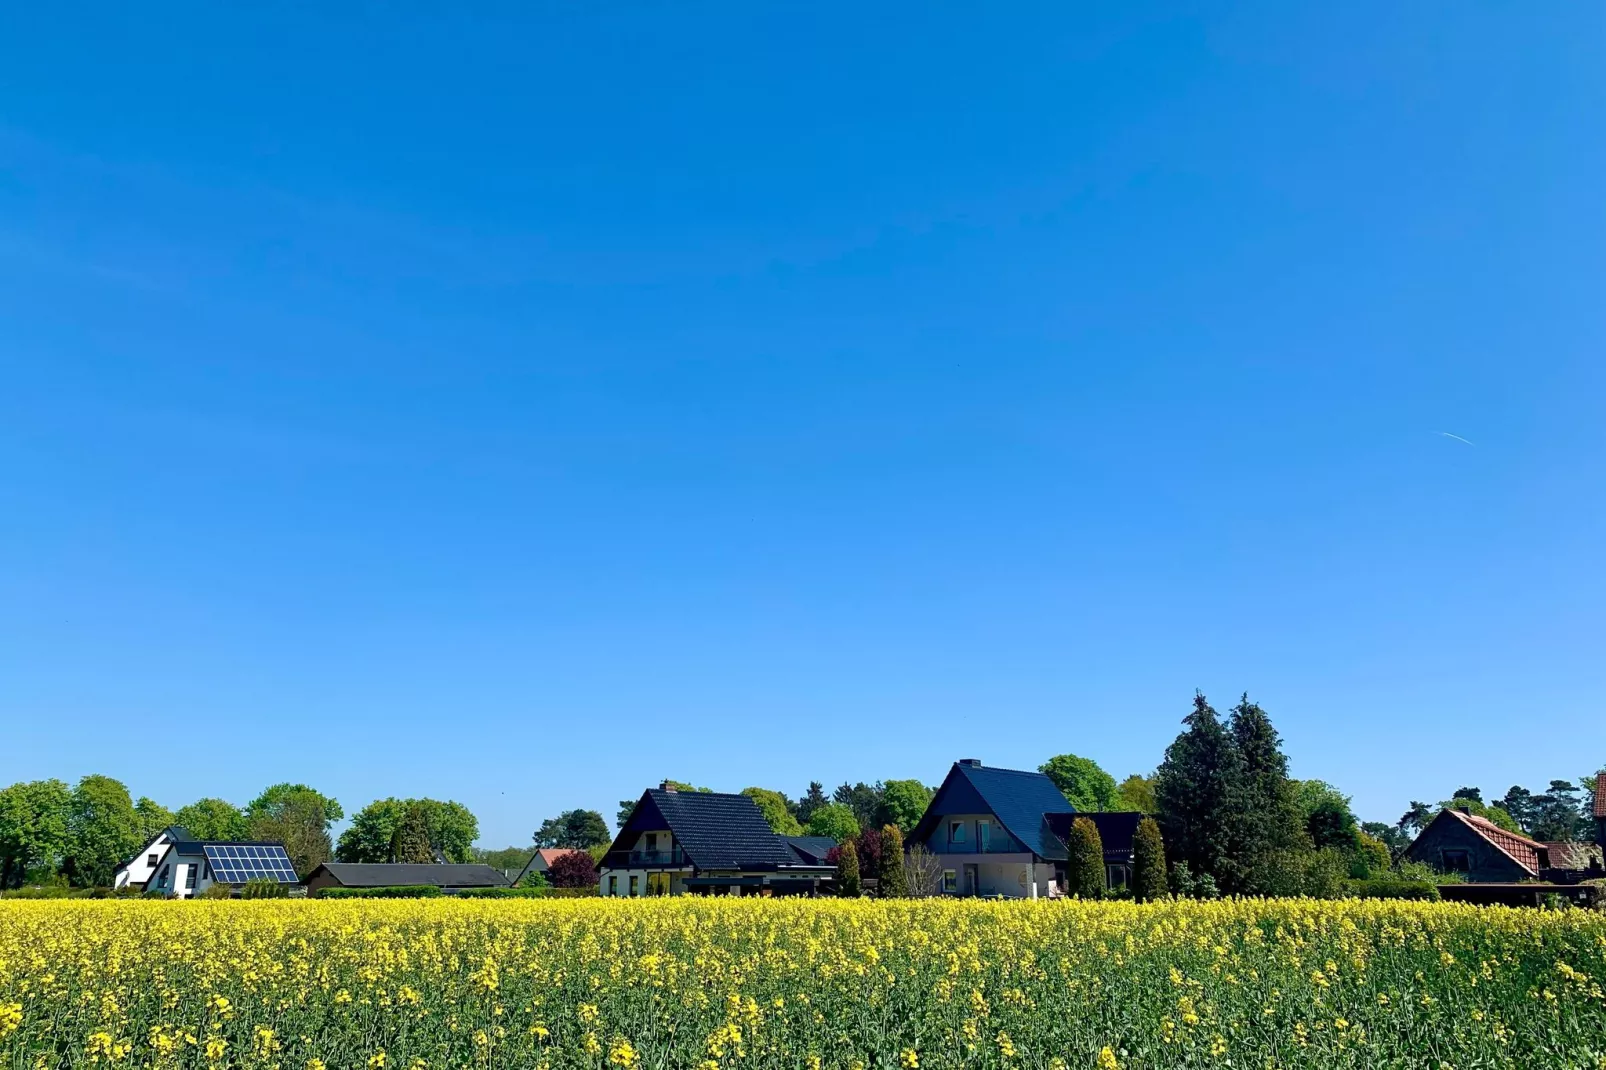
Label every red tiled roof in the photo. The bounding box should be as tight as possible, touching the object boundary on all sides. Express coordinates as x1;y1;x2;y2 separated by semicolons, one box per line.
1543;842;1604;870
1444;809;1546;876
536;848;586;865
1594;774;1606;819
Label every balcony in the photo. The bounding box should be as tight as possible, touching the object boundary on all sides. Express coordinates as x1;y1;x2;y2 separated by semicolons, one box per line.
935;840;1021;855
626;848;687;866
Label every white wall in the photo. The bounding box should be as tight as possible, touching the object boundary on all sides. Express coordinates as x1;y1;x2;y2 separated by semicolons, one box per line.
114;832;175;890
146;849;214;899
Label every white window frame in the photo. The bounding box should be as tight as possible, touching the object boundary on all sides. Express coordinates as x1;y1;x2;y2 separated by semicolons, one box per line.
949;820;967;844
942;870;957;893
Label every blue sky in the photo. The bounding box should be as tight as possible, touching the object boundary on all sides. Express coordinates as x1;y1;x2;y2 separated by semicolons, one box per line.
2;3;1603;847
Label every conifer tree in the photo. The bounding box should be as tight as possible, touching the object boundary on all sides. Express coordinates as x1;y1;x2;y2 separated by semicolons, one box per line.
878;825;908;897
1066;817;1106;898
1154;692;1243;891
837;839;861;897
1227;695;1307;894
390;802;434;864
1131;817;1168;902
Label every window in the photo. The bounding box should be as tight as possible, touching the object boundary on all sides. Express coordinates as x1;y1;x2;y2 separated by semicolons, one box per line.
203;862;212;881
185;866;198;890
645;833;658;853
978;820;992;851
949;821;967;844
608;875;618;896
156;865;169;888
1441;848;1471;874
1106;865;1128;890
147;853;159;867
629;875;640;897
942;870;957;893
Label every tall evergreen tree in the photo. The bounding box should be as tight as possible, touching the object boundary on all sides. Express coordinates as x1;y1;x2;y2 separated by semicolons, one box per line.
878;825;908;897
794;782;830;824
1131;817;1168;902
837;839;861;897
1066;817;1106;898
1154;692;1243;891
1228;696;1307;894
390;802;435;864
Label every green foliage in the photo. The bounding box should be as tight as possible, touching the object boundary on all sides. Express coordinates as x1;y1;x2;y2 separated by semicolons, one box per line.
877;826;908;897
1298;847;1352;899
1066;817;1106;899
533;809;610;850
337;798;479;864
1229;698;1309;895
246;790;334;879
1039;755;1118;812
1354;832;1392;878
741;788;803;836
0;779;71;889
239;878;289;899
1295;779;1362;852
1155;694;1243;891
793;782;830;825
453;886;557;898
805;803;861;843
390;802;435;864
1114;774;1157;814
1168;861;1219;899
174;798;248;841
1360;821;1412;861
1346;878;1441;901
877;780;933;831
65;775;144;888
198;882;234;899
134;797;175;842
832;782;884;832
1132;817;1168;903
245;783;343;826
1433;797;1521;834
836;839;861;897
317;885;443;899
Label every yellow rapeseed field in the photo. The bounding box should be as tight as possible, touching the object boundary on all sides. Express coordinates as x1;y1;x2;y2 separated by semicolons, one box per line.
2;897;1604;1069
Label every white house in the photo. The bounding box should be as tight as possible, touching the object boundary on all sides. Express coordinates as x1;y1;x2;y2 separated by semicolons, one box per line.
906;759;1075;899
113;826;301;898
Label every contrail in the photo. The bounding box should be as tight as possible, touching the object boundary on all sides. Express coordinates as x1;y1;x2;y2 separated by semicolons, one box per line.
1439;432;1475;446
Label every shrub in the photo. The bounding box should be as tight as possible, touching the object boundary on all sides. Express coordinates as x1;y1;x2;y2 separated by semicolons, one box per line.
1347;878;1441;901
1170;861;1219;899
878;826;908;898
546;851;599;890
240;878;289;899
317;885;443;899
455;887;553;899
837;839;861;897
1066;817;1106;899
1132;817;1168;902
198;882;235;899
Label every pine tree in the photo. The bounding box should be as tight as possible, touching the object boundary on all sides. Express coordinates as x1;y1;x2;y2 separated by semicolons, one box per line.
837;839;861;897
878;825;908;897
1228;695;1307;894
1131;817;1168;902
1154;692;1244;891
1066;817;1106;898
390;802;434;864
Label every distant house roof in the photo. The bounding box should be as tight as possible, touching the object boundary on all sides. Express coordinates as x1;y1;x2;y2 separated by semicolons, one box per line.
1544;841;1604;871
1046;812;1143;864
784;836;838;865
911;761;1076;861
1442;809;1548;876
609;789;800;870
1594;774;1606;819
535;848;585;866
307;863;509;889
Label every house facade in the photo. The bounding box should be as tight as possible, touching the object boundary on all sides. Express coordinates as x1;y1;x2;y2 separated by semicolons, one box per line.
1401;808;1551;882
907;760;1076;899
600;784;834;896
112;826;300;898
1048;811;1141;890
510;848;590;887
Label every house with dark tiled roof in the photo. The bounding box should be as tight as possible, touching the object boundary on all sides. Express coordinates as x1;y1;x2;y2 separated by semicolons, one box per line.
600;784;835;896
907;759;1078;898
1047;811;1143;891
1401;807;1554;882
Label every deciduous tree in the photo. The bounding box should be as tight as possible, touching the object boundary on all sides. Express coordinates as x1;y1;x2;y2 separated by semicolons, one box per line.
741;788;802;836
877;780;933;831
390;802;435;863
336;798;479;863
546;850;598;889
134;798;175;842
247;790;334;878
1115;774;1157;814
0;779;71;888
174;798;247;842
804;803;861;843
64;775;143;888
1039;755;1118;812
533;809;610;850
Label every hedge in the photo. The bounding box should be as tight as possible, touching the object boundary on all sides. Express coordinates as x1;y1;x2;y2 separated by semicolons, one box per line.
1346;879;1441;901
317;885;444;899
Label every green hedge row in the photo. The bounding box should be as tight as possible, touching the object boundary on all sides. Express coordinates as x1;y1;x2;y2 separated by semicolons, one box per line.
1346;878;1441;901
317;885;444;899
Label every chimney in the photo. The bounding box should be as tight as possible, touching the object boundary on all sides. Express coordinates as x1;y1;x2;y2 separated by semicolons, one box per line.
958;758;982;768
660;780;677;792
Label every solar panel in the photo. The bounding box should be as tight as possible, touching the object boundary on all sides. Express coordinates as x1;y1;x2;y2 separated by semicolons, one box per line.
203;844;298;884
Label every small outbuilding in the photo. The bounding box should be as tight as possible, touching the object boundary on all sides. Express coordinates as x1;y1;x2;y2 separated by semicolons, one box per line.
304;863;510;896
1401;808;1550;882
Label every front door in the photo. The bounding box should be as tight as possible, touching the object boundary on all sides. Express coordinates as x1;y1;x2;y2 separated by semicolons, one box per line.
963;864;978;896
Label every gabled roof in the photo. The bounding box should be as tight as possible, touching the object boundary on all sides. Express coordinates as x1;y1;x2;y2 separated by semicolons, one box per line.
1543;842;1604;870
784;836;838;864
1594;774;1606;819
1442;809;1547;876
308;863;509;888
911;761;1075;861
610;789;798;870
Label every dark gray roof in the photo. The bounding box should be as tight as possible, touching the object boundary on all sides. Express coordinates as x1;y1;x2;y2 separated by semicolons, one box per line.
636;790;799;869
309;863;509;888
1047;812;1142;862
784;836;839;864
913;761;1075;861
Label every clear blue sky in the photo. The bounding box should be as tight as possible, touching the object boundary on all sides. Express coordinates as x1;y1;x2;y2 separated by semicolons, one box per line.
3;4;1602;847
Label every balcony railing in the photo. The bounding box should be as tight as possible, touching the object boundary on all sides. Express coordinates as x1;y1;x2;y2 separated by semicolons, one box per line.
935;841;1021;855
627;849;687;866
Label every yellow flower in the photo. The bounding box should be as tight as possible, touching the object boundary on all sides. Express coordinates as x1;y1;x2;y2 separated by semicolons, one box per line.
608;1036;640;1068
204;1035;227;1061
1097;1048;1121;1070
900;1048;920;1068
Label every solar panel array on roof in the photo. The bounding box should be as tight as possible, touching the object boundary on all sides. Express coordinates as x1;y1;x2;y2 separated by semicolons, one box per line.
203;844;298;884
